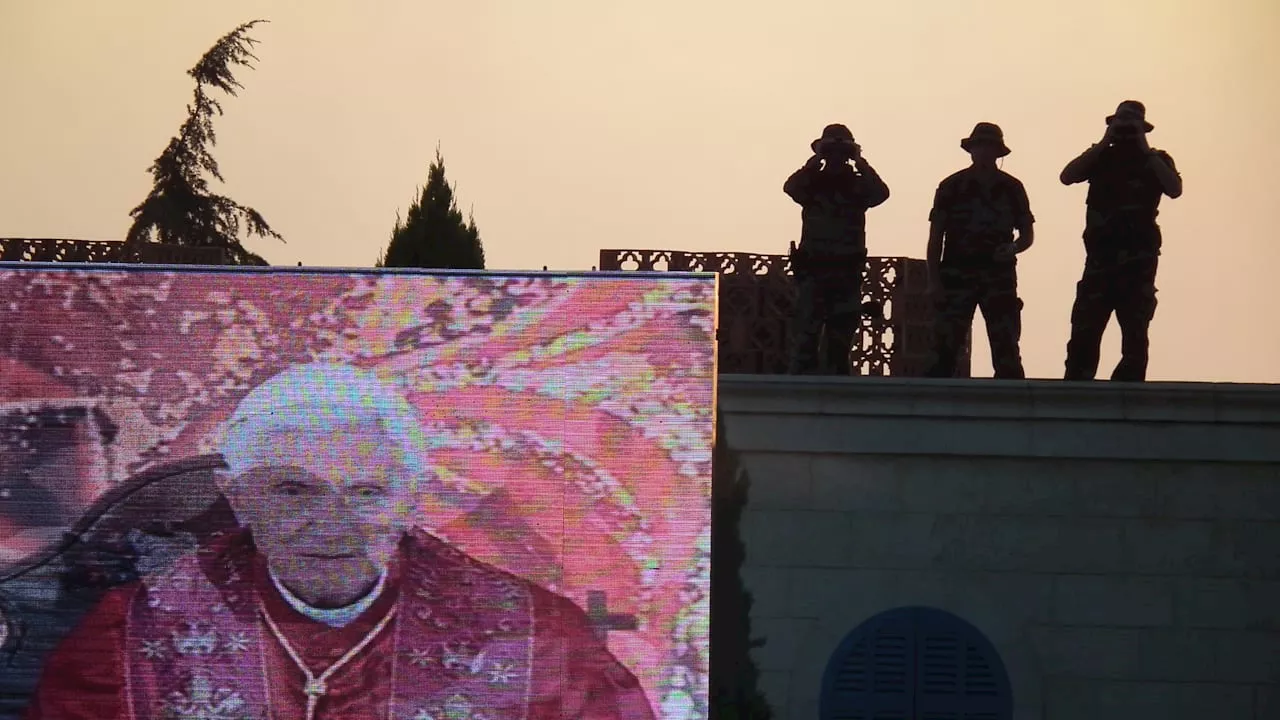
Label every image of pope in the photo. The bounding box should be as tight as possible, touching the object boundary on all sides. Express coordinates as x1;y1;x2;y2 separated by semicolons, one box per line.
25;363;655;720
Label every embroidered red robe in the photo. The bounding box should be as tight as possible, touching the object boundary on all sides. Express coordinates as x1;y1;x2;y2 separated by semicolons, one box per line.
25;529;653;720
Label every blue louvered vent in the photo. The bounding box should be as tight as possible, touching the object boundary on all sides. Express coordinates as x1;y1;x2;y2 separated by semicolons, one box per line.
825;611;913;720
820;607;1011;720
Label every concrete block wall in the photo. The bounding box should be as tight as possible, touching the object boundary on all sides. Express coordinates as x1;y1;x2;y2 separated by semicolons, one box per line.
719;376;1280;720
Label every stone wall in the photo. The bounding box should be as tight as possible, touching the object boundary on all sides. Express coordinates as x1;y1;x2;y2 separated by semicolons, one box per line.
719;375;1280;720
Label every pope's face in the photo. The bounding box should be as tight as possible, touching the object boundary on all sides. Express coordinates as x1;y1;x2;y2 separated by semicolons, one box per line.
221;423;415;608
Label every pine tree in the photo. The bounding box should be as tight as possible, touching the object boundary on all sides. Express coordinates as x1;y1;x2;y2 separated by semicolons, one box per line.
124;20;282;266
378;149;485;269
710;418;774;720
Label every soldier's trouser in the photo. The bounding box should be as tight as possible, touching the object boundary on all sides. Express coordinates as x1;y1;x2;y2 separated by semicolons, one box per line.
788;253;865;375
1064;253;1159;382
927;262;1025;379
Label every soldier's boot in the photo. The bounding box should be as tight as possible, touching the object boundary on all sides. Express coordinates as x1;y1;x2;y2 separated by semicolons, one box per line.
984;296;1026;380
787;321;824;375
1111;283;1157;382
1064;286;1111;381
824;306;860;376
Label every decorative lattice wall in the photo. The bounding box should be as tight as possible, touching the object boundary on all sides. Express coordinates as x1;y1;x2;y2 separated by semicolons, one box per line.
599;249;970;377
0;238;229;265
1;240;970;376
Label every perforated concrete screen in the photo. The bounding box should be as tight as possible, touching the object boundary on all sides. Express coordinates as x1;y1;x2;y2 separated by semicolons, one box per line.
0;264;716;720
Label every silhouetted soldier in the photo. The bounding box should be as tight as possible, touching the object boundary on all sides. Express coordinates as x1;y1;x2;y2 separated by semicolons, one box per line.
783;124;890;375
1060;100;1182;382
926;123;1034;379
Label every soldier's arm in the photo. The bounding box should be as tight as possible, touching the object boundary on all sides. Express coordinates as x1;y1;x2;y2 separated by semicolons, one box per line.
1012;181;1036;253
925;183;949;287
783;157;822;205
926;223;945;288
857;162;891;208
1060;143;1108;185
1148;150;1182;199
1014;222;1035;254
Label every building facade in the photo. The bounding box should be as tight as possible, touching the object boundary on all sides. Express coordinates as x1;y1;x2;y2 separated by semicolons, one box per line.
721;375;1280;720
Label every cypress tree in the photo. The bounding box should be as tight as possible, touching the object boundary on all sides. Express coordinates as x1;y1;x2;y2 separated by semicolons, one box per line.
378;149;485;269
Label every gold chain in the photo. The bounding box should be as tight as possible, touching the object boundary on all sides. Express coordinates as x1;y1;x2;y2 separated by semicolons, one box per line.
260;604;398;720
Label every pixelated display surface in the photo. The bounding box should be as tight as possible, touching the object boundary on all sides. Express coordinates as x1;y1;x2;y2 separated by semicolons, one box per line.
0;265;716;720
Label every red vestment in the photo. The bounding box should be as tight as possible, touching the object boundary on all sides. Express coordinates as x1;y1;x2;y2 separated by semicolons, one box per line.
25;529;653;720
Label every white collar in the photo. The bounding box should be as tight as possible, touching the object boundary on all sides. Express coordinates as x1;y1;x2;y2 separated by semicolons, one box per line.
268;566;389;628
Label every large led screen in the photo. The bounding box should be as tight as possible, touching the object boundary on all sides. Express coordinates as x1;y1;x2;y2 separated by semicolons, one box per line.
0;265;716;720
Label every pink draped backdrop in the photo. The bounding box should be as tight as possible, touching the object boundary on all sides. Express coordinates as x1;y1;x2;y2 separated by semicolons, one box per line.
0;267;716;720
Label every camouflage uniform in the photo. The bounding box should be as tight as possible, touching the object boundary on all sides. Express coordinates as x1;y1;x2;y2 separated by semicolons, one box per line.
1063;126;1180;382
926;163;1034;380
783;125;891;375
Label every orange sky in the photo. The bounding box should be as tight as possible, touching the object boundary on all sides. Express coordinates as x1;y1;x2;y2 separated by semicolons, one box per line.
1;0;1277;383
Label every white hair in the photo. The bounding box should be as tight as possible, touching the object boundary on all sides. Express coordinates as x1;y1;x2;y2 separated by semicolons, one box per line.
216;363;430;487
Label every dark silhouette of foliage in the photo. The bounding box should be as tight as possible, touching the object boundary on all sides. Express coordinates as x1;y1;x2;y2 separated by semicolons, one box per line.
125;20;280;266
377;148;485;269
710;418;773;720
